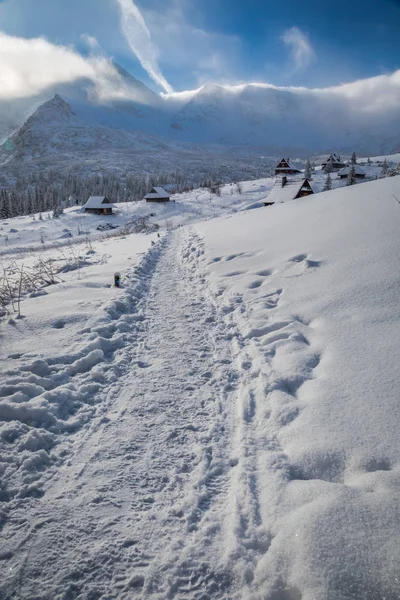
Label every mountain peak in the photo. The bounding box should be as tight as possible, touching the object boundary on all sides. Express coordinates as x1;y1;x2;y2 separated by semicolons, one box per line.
18;94;80;133
40;94;76;116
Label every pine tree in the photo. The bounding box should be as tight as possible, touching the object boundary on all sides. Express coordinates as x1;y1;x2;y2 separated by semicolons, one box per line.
351;152;357;164
381;158;389;177
323;173;332;191
304;158;312;179
324;159;333;174
347;164;356;186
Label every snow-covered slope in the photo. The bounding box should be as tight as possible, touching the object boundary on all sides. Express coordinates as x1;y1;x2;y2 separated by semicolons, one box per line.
0;175;399;599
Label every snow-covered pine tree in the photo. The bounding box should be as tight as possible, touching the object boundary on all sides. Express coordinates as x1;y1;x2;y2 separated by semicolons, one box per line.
347;164;356;186
323;173;332;191
304;158;312;179
381;158;389;177
351;152;357;164
0;191;10;219
324;159;333;173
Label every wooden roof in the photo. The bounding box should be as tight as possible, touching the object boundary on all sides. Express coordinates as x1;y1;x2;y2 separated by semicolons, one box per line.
275;158;300;172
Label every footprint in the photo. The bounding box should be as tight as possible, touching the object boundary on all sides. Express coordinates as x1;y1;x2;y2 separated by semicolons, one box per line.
288;254;322;268
138;361;151;369
248;280;263;289
225;253;245;261
289;253;308;263
256;269;272;277
360;457;391;472
224;271;245;277
305;259;322;269
268;587;303;600
51;320;65;329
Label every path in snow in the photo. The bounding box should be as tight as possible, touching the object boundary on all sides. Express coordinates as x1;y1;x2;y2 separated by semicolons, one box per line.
1;231;240;599
1;228;322;600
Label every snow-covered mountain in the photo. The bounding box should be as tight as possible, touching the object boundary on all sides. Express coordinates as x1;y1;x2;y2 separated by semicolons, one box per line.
170;82;400;152
2;94;171;160
0;94;274;180
1;68;400;174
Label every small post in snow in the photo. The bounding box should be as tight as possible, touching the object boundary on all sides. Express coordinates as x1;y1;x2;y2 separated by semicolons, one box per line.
114;272;121;287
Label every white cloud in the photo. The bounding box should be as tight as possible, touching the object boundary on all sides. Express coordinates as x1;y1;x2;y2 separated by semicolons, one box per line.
113;0;174;94
80;34;101;52
0;33;95;99
282;26;315;71
0;31;156;103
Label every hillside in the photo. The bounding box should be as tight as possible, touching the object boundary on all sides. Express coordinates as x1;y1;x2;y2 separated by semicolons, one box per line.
0;175;399;599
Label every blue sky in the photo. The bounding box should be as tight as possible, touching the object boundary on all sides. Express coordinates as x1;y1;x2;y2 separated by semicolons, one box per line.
0;0;399;94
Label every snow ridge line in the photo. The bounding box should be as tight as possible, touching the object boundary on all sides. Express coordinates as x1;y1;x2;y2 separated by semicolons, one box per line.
0;234;168;519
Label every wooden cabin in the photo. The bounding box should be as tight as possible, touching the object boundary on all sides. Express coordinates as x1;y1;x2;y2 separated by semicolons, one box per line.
82;196;116;215
321;154;346;170
263;177;314;206
144;187;170;203
338;165;366;179
274;158;301;176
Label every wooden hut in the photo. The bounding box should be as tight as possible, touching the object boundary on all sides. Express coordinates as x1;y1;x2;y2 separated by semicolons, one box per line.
82;196;116;215
338;165;366;179
274;158;301;176
144;187;170;203
321;154;346;170
263;178;314;206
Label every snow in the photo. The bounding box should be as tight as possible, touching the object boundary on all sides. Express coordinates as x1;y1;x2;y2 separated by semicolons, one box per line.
0;173;399;599
82;196;116;209
264;179;311;204
338;164;366;176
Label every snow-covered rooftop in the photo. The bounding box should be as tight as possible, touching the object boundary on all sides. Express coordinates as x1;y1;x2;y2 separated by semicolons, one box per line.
265;178;312;203
338;164;366;176
145;187;170;199
83;196;116;209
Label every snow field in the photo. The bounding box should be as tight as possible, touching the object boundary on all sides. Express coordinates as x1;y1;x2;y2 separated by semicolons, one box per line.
1;228;253;598
0;173;399;599
194;175;400;599
0;232;159;517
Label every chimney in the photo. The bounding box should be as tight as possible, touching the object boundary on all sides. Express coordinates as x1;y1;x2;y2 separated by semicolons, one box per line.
282;176;287;188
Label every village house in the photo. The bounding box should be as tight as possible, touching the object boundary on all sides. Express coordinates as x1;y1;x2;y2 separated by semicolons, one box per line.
263;177;314;206
338;165;366;179
274;158;301;176
321;154;346;170
144;187;170;203
82;196;116;215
